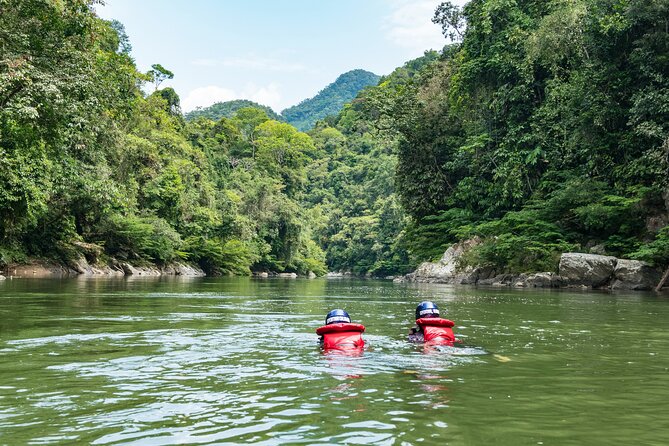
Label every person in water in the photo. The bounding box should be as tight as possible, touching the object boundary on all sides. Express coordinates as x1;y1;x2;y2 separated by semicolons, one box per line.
316;309;365;351
408;301;457;346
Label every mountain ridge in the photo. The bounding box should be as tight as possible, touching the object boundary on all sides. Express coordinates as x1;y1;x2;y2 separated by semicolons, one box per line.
184;69;380;131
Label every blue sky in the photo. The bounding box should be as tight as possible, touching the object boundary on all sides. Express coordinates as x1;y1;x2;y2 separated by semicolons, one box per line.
96;1;466;112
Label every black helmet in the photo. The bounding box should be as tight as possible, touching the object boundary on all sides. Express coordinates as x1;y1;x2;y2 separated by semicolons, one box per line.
416;301;439;319
325;309;351;325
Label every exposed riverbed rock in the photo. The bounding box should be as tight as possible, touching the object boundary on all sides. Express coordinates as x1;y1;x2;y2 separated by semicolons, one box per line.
611;259;662;290
8;256;205;278
524;272;564;288
558;253;618;287
399;238;483;283
398;244;661;291
71;256;124;276
0;275;5;281
277;272;298;278
160;263;206;277
6;262;77;278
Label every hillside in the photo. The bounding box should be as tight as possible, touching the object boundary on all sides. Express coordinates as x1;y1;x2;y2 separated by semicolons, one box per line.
282;69;380;131
185;99;283;122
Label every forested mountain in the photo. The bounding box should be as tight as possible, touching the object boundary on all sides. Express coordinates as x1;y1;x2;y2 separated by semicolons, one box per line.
185;100;283;122
1;0;667;279
282;69;380;131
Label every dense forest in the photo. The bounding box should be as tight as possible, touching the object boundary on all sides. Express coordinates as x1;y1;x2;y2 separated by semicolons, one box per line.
282;69;381;131
184;100;284;123
0;0;667;278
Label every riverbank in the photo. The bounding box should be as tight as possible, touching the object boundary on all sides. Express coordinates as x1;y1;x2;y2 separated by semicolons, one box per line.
395;239;668;292
0;258;326;280
1;258;205;279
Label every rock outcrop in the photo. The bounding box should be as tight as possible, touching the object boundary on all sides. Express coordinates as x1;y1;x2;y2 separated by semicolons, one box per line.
399;238;484;283
6;258;205;278
397;243;662;291
558;253;617;287
611;259;662;290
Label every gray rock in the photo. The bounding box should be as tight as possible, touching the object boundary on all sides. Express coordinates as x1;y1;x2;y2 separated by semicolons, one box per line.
169;263;206;277
559;253;617;287
0;274;5;281
401;238;482;283
453;266;496;285
120;263;161;276
308;271;317;279
277;272;297;279
588;244;608;255
611;259;662;290
69;256;123;276
525;272;564;288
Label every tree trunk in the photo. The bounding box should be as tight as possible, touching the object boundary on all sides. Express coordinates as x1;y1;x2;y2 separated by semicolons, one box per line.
656;267;669;292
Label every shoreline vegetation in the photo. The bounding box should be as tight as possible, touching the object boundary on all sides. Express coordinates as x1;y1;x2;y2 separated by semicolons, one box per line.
1;1;667;289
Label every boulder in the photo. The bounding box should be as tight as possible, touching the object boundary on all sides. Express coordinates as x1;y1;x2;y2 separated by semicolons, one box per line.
453;266;496;285
120;263;161;276
308;271;317;279
525;272;564;288
0;274;5;281
478;274;515;286
277;272;297;278
611;259;662;290
167;263;206;277
558;253;617;287
401;238;482;283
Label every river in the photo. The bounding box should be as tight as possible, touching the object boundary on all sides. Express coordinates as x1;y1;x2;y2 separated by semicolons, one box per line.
0;277;667;445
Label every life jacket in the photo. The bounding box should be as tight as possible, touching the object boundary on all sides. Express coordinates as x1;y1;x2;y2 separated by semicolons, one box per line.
316;323;365;350
416;317;456;346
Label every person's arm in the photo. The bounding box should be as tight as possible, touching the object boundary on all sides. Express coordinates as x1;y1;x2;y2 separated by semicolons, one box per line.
408;325;424;343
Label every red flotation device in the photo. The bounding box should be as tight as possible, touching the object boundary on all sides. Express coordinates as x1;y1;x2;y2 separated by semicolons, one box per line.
316;323;365;350
416;317;456;346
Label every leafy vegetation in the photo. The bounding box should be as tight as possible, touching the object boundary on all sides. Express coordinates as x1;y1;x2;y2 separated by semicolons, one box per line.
389;0;669;273
185;99;283;122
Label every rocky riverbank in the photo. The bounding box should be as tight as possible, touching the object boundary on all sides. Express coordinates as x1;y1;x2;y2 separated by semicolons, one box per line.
395;240;665;291
2;257;205;279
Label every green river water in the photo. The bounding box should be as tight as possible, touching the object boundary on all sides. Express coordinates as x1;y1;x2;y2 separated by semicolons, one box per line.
0;277;668;445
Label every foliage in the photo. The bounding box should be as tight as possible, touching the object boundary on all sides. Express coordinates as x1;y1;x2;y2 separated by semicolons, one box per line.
185;100;283;122
631;226;669;267
99;215;182;264
391;0;669;271
182;236;257;275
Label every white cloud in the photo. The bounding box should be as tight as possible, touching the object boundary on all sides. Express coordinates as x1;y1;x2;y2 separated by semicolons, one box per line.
190;55;306;72
243;83;282;111
384;0;463;52
182;83;283;112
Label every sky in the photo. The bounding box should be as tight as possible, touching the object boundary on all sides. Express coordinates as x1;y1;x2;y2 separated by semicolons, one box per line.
96;0;467;113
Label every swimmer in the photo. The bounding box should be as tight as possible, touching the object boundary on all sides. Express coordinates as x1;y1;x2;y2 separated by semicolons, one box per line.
316;309;365;351
408;301;457;346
